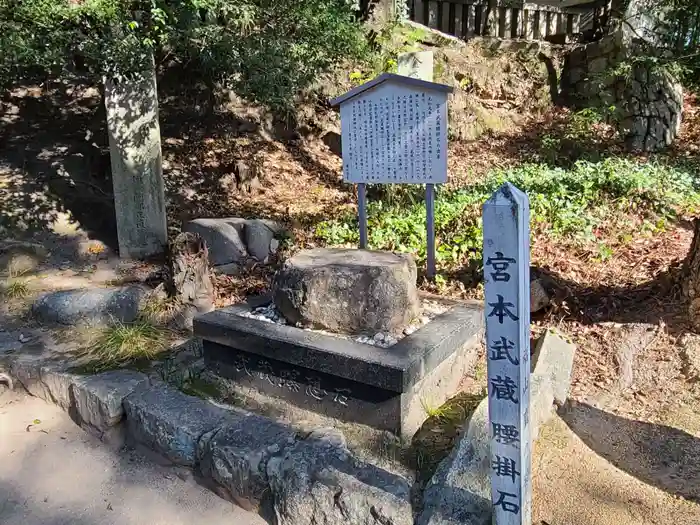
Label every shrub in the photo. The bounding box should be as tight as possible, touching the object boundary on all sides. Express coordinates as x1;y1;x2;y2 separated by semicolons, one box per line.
316;158;700;269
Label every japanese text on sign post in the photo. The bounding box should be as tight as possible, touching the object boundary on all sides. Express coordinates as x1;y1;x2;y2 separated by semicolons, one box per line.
482;183;532;525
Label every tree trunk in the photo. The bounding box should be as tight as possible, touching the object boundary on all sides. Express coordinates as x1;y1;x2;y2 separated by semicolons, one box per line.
166;232;215;327
685;219;700;329
104;56;168;259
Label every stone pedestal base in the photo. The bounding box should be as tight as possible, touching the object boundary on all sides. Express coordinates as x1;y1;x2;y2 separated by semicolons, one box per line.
195;300;483;440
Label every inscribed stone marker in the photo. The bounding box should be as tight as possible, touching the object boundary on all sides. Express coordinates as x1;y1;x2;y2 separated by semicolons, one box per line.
398;51;434;81
482;182;532;525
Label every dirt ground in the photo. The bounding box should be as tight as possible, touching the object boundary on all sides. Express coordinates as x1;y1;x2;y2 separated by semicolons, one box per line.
533;411;700;525
2;76;700;523
0;390;264;525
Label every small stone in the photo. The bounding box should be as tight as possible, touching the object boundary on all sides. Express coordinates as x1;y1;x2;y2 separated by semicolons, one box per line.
420;316;430;325
269;238;280;254
530;279;551;313
18;333;28;343
244;219;284;262
184;218;248;266
213;263;242;276
403;325;417;336
373;333;385;342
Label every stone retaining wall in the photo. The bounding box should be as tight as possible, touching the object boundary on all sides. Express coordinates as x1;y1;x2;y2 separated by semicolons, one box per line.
560;30;683;152
2;330;575;525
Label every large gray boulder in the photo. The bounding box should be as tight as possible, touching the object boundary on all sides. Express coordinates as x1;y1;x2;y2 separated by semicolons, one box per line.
32;286;147;325
184;218;248;266
266;430;413;525
273;248;420;333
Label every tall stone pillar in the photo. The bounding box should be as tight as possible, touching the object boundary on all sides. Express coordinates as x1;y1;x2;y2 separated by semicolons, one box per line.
104;63;167;259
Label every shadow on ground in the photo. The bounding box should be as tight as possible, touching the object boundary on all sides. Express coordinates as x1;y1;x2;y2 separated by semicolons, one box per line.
0;72;349;250
532;260;693;335
0;80;116;246
558;399;700;503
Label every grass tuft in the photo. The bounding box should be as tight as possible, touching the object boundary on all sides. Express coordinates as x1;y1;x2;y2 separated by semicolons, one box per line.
140;293;182;325
1;279;30;299
421;398;457;420
411;391;485;482
81;318;170;372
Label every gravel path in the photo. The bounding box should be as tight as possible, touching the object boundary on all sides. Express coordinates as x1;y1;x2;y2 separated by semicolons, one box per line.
0;390;265;525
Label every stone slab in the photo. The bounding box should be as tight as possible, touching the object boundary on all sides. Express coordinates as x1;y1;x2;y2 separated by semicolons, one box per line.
197;412;298;509
9;357;78;407
123;382;237;467
9;355;52;401
417;330;576;525
195;302;483;392
70;370;150;432
531;329;576;404
267;432;413;525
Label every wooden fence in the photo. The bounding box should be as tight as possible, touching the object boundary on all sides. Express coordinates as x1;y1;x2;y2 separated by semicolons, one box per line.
409;0;593;40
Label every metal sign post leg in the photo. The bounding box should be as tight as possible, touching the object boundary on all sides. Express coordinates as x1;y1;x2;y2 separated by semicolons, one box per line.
426;183;436;280
358;183;368;249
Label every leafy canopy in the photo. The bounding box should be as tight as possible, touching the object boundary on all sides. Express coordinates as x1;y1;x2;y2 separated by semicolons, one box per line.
623;0;700;87
0;0;368;109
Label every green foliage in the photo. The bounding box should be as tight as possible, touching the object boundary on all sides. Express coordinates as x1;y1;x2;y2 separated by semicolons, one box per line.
348;21;428;86
176;0;369;110
316;158;700;270
0;0;368;111
622;0;700;87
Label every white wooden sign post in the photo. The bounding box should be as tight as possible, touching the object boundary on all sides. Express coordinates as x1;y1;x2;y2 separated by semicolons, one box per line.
330;73;452;279
482;183;532;525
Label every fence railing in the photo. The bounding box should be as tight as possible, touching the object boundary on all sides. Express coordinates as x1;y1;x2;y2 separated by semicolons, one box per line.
409;0;594;40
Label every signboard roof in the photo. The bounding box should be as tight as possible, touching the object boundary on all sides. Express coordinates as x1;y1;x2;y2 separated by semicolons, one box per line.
330;72;453;107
